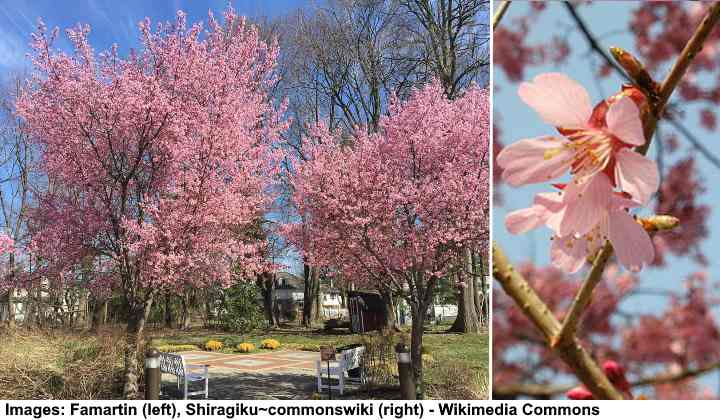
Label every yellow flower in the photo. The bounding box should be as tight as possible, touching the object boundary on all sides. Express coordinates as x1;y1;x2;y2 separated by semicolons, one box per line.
205;340;223;351
236;342;255;353
261;339;281;350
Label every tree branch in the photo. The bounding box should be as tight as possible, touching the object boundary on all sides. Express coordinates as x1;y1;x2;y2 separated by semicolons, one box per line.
494;361;720;399
563;3;631;82
492;1;511;30
492;242;624;399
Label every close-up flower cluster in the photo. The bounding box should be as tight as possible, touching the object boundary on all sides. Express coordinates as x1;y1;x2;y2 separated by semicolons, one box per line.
499;73;658;273
493;1;720;401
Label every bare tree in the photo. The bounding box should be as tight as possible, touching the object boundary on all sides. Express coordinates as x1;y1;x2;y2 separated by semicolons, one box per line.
0;76;35;328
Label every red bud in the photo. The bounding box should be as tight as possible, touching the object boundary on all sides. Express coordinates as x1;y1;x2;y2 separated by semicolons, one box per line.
567;387;594;400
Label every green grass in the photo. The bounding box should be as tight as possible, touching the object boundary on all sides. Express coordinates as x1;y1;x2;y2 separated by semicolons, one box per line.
423;332;489;398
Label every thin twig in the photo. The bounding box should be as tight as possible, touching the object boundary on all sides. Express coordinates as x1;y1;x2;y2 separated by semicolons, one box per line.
493;1;511;30
657;4;720;110
665;116;720;170
552;242;613;348
563;3;630;82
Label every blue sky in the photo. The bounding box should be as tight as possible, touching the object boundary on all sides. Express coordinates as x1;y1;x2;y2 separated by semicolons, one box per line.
494;2;720;395
0;0;306;75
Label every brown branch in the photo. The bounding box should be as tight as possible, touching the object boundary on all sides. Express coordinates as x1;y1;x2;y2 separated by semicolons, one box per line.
492;242;624;399
656;3;720;111
637;2;720;156
494;361;720;399
552;242;613;348
493;1;511;30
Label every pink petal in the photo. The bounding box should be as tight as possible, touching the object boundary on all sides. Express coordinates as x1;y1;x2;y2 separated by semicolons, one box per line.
497;136;573;186
610;193;642;211
608;209;654;272
614;148;659;205
606;96;646;146
559;174;612;237
535;191;566;232
505;205;547;234
534;191;564;211
551;234;588;273
518;73;593;128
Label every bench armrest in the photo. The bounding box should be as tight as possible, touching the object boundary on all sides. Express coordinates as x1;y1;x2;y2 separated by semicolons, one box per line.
186;364;209;374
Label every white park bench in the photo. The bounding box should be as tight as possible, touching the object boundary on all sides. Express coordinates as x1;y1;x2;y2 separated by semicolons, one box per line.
316;346;366;395
159;352;209;399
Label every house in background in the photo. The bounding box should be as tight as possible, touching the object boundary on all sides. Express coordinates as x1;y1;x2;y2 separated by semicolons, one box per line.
273;272;348;322
320;287;346;319
275;272;305;321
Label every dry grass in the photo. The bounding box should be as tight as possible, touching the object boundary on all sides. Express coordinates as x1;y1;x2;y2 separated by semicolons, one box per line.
425;361;489;399
0;329;125;399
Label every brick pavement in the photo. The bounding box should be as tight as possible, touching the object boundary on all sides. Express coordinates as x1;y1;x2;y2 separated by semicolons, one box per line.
160;350;361;399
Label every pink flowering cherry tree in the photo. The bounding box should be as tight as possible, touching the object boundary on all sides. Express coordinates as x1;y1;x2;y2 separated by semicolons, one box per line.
493;2;720;399
16;8;286;398
285;81;489;397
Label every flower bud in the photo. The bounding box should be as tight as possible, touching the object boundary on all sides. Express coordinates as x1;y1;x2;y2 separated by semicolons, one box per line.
567;387;594;400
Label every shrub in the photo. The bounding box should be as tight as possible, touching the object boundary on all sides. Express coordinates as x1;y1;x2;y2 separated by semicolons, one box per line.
155;344;199;353
426;362;488;400
217;283;264;333
236;343;255;353
358;329;406;388
260;339;280;350
205;340;223;352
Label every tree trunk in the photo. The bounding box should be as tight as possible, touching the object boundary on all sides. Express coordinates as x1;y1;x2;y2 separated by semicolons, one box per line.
380;288;399;330
258;274;278;328
24;290;37;327
448;248;482;333
313;276;321;321
122;298;152;399
90;296;107;332
5;254;16;328
474;252;488;327
164;293;174;329
410;301;427;400
3;288;15;328
302;264;320;328
180;292;191;330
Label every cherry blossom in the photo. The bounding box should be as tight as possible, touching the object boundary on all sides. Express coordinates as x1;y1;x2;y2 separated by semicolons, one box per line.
285;81;489;392
506;173;654;273
497;73;659;207
494;2;720;400
16;7;286;397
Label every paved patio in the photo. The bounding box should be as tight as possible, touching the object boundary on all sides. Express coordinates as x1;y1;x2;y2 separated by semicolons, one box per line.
160;350;360;399
176;350;319;372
